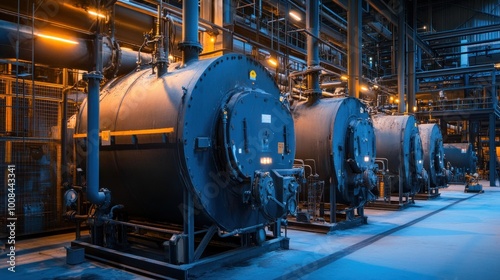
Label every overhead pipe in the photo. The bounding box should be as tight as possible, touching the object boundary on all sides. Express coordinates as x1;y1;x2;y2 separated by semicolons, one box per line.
0;19;148;77
305;0;322;103
179;0;203;64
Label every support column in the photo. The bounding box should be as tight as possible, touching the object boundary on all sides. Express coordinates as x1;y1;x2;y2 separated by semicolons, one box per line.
489;113;496;186
5;80;12;163
397;0;406;113
408;0;416;113
183;188;195;263
348;0;362;98
490;69;497;186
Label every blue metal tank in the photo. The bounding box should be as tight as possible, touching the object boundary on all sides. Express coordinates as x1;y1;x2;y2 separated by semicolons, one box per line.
372;114;425;195
419;123;447;188
443;143;478;181
75;54;301;233
293;97;378;208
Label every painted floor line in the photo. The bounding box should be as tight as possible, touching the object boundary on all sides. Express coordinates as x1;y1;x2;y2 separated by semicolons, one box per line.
275;193;480;280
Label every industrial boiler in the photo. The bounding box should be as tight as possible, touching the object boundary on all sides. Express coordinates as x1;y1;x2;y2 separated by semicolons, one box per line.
69;0;303;276
418;123;448;197
443;143;478;182
371;114;428;206
291;97;378;230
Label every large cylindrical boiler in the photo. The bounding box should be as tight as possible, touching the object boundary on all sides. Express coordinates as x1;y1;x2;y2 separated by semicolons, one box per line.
443;143;478;175
75;54;300;232
372;114;425;195
293;97;378;207
419;123;447;188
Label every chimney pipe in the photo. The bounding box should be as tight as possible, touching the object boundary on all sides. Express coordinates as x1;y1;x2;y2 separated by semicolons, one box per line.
306;0;322;103
179;0;202;65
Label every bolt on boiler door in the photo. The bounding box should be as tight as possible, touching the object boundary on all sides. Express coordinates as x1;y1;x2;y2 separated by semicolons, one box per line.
224;91;293;178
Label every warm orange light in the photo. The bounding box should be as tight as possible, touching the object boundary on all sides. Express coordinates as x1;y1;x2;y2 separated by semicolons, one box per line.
37;34;79;45
88;10;106;18
360;85;369;92
268;58;278;67
340;74;348;81
289;11;301;21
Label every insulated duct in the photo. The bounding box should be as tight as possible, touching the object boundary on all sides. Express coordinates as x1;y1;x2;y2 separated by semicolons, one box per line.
0;19;148;77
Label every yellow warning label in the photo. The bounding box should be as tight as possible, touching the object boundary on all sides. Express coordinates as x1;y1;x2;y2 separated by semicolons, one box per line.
249;70;257;81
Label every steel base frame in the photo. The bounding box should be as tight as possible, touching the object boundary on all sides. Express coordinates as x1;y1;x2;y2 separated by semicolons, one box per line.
415;187;441;200
287;215;367;234
71;235;289;279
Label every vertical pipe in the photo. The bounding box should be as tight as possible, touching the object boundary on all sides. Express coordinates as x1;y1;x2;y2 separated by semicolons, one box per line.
489;113;496;186
306;0;321;102
397;0;406;113
180;0;202;64
490;70;497;186
86;3;106;206
156;2;167;77
407;0;416;113
31;2;36;136
222;0;234;51
348;0;362;98
85;72;105;205
61;86;69;185
184;186;195;263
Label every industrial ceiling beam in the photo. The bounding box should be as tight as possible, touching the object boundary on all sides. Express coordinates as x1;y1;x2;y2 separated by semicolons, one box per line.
421;23;500;41
416;64;495;79
364;0;435;56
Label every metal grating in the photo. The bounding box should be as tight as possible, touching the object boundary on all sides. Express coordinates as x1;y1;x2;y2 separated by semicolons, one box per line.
1;75;78;237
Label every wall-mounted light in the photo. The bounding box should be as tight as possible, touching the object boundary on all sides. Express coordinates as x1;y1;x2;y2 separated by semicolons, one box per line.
340;74;348;81
268;57;278;67
289;11;301;21
37;33;79;45
413;106;418;112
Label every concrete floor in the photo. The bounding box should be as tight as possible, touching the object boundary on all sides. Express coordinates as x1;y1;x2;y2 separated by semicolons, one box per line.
1;182;499;280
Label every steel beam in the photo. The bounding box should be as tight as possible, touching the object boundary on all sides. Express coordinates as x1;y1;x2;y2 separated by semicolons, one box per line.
421;23;500;41
416;64;495;79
